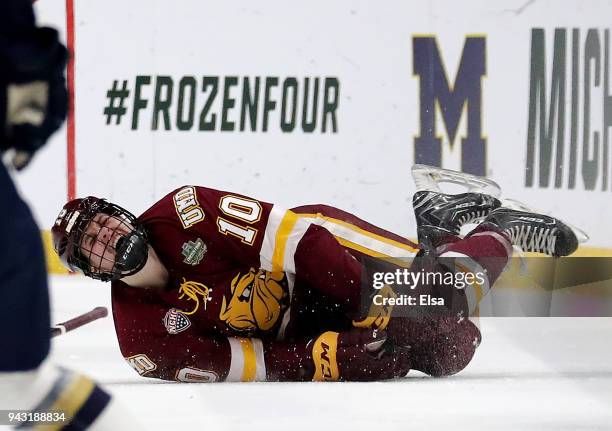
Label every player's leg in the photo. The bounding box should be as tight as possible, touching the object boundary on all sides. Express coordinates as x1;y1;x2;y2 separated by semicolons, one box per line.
0;360;139;429
402;209;581;377
291;204;421;330
409;165;509;314
381;213;502;376
435;203;580;315
410;164;580;314
0;162;50;371
406;165;511;316
291;203;420;257
381;166;506;376
389;166;581;377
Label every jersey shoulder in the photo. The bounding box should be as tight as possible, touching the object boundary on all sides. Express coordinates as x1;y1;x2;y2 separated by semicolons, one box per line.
139;185;217;229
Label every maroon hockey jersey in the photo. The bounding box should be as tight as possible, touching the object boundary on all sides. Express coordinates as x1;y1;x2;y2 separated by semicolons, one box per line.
111;186;419;382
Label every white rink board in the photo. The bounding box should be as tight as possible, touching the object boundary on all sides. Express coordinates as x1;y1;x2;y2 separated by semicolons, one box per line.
19;0;612;246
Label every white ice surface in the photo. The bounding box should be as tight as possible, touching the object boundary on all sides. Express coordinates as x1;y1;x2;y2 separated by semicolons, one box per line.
46;275;612;431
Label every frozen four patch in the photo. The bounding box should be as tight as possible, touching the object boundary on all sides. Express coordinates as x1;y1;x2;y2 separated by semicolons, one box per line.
181;238;207;266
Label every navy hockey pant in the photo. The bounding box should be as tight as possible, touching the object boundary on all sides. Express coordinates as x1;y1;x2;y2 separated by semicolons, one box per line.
0;162;50;370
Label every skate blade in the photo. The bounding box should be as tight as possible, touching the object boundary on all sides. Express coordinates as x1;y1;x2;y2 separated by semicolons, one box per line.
503;199;590;244
411;164;502;197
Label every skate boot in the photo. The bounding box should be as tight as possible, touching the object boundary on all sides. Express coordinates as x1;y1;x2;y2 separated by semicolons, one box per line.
480;208;579;257
413;191;501;237
411;165;502;249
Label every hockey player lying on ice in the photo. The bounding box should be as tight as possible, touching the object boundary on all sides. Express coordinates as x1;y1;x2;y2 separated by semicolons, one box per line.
51;165;582;382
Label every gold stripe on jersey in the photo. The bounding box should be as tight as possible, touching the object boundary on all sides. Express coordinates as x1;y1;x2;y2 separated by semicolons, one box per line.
271;210;300;272
39;375;95;431
298;213;419;256
334;237;413;268
261;208;417;275
227;338;266;382
335;237;388;258
239;338;257;382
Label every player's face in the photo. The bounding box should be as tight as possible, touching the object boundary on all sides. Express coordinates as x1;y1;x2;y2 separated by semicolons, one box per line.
79;213;134;274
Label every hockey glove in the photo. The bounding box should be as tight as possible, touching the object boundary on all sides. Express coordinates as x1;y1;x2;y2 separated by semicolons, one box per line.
308;329;410;381
387;315;481;377
1;27;68;170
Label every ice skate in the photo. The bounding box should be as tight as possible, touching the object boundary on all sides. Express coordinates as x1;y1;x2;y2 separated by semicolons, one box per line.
503;198;589;244
480;207;580;257
411;165;502;247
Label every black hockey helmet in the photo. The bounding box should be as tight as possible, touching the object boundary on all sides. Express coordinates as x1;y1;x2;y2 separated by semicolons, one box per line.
51;196;149;282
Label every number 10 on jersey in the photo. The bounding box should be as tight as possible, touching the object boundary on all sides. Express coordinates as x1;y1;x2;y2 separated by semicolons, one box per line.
216;195;262;245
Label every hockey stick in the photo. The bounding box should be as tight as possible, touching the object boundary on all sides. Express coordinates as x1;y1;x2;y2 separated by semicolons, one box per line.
51;306;108;337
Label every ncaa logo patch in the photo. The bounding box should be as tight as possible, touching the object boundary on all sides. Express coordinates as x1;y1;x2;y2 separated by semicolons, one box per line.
163;308;192;334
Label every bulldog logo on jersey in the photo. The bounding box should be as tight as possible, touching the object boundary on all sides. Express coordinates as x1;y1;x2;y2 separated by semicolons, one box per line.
219;268;287;333
163;308;192;334
181;238;207;266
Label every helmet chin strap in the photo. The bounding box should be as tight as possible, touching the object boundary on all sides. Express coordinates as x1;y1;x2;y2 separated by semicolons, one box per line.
114;229;149;278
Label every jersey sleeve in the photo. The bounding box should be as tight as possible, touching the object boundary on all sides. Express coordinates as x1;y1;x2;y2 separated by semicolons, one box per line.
169;186;365;310
112;283;316;382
